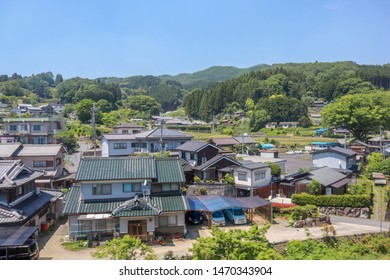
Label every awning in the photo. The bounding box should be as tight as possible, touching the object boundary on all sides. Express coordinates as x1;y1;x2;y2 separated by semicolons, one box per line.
331;178;352;189
0;226;38;246
77;214;111;220
186;195;270;212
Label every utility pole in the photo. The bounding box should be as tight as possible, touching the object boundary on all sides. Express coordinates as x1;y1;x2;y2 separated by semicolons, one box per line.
92;103;97;157
160;113;164;157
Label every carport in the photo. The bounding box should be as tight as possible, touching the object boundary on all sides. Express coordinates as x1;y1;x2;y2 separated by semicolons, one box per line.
0;226;38;259
186;195;271;226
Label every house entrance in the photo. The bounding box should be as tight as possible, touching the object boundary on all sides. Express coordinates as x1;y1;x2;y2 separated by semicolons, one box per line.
128;220;147;241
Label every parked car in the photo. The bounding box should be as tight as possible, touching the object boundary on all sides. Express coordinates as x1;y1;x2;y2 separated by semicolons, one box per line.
185;211;204;225
286;150;295;155
294;150;303;154
211;210;226;226
223;208;247;225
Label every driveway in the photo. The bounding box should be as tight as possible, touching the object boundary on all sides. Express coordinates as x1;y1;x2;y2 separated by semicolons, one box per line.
39;215;390;260
279;153;312;174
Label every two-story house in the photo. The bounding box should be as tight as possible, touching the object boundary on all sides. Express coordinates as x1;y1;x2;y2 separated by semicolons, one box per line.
113;122;144;135
101;127;193;157
233;160;272;197
0;143;68;189
0;160;63;228
312;147;357;172
176;141;240;182
63;157;187;241
1;117;66;144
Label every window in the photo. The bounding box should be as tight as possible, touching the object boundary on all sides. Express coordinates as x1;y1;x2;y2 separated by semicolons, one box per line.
114;143;127;149
20;125;28;131
159;215;177;227
121;130;128;134
9;125;17;131
92;184;112;195
238;172;247;181
35;137;46;144
123;183;142;193
18;186;23;195
161;183;179;192
32;125;42;131
96;219;107;231
254;171;266;181
33;161;47;168
131;143;139;148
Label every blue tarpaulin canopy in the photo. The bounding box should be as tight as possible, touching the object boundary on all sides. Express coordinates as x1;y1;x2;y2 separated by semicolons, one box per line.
186;195;270;212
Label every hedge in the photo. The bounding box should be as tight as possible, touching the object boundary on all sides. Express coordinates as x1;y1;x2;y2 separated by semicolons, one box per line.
291;193;371;208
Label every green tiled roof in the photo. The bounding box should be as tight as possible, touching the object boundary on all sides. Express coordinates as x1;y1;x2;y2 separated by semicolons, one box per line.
63;186;186;217
156;158;185;183
76;157;157;181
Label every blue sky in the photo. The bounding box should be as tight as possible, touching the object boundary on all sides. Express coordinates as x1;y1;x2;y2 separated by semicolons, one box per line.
0;0;389;78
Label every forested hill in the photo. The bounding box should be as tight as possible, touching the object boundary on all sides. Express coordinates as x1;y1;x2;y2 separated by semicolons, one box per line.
182;61;390;123
159;64;270;89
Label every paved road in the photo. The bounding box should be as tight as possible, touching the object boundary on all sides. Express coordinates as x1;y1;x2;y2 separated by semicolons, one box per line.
331;215;390;230
279;153;312;174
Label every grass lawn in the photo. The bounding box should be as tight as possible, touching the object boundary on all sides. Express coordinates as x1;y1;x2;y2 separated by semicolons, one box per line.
373;184;390;221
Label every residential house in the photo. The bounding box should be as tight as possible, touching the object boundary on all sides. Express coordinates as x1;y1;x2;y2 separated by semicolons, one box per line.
176;141;239;182
17;104;33;114
312;147;357;172
48;102;64;115
233;135;257;149
310;113;321;125
333;128;350;136
265;122;277;129
0;144;68;189
279;122;299;129
277;167;351;197
239;155;286;174
367;136;390;157
1;117;66;144
209;138;240;150
101;128;193;157
233;160;272;197
113;123;144;135
63;157;187;240
0;160;63;228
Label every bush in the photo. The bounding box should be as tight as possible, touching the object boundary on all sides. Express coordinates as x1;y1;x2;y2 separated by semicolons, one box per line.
193;176;201;183
198;186;207;195
291;193;371;208
280;205;319;220
272;202;297;213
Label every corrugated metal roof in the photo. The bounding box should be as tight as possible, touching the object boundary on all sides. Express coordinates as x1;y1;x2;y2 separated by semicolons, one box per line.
233;136;257;144
186;195;270;212
76;157;157;181
134;128;193;139
156;158;185;183
0;226;39;246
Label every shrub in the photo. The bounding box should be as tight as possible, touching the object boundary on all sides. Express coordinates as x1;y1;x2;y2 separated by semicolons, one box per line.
198;186;207;195
193;176;201;183
280;205;319;220
291;193;371;208
272;202;297;213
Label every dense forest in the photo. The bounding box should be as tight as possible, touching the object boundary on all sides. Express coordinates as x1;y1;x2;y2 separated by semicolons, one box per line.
1;62;390;129
183;61;390;122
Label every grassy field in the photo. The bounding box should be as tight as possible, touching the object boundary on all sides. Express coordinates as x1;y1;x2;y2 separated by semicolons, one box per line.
190;130;337;149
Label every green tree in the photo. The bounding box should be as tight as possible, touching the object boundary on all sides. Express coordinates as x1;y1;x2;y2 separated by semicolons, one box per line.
245;98;255;112
190;225;281;260
74;99;94;123
322;92;390;141
249;108;271;132
55;130;78;153
96;99;112;113
266;162;281;177
124;95;162;117
55;74;64;84
298;115;312;128
92;235;156;260
308;179;321;195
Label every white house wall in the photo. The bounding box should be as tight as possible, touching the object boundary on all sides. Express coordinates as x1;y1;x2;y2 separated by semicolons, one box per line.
80;181;151;200
313;152;353;169
234;167;272;188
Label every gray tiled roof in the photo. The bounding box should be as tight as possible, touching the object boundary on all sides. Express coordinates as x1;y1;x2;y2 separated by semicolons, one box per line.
210;138;240;146
176;141;220;152
103;134;136;141
313;147;357;157
239;160;268;170
0;160;45;189
308;167;347;187
0;143;22;158
233;136;257;144
15;144;64;156
193;154;240;171
0;189;62;225
134;128;193;139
